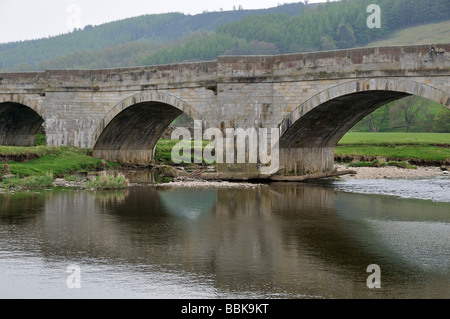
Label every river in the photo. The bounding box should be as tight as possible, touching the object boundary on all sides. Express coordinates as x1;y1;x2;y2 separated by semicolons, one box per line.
0;176;449;299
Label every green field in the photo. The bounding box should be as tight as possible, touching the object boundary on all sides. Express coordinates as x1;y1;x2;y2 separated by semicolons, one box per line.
338;132;450;145
0;146;118;178
366;20;450;47
336;132;450;163
155;139;213;164
0;145;122;191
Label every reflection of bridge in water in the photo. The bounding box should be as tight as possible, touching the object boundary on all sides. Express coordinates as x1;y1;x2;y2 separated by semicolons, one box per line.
1;184;448;298
0;44;449;175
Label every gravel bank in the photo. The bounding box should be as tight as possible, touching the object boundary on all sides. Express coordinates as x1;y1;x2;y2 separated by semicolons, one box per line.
335;164;448;179
153;179;267;188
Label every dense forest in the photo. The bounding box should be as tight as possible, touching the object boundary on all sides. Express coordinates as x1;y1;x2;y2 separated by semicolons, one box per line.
1;0;449;71
144;0;449;65
0;3;306;71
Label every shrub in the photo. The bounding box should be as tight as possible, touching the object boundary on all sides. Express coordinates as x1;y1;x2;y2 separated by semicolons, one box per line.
84;173;129;190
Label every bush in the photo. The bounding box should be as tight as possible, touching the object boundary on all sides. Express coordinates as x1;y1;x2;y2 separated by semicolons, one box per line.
84;173;129;190
432;108;450;133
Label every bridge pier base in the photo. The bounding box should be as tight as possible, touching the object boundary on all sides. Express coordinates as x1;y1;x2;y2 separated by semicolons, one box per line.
216;163;260;175
0;134;37;147
279;147;335;176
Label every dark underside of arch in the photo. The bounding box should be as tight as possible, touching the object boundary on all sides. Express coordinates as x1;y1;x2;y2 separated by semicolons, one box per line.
0;102;44;146
93;102;183;164
280;90;411;149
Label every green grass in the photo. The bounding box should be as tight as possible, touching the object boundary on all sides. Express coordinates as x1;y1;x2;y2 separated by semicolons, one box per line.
1;146;119;178
336;132;450;163
84;174;128;190
36;134;46;146
1;173;54;191
0;145;55;157
155;139;214;164
366;20;450;47
338;132;450;145
1;144;122;191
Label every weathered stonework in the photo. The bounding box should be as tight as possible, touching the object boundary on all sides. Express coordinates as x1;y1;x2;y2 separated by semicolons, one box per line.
0;44;449;175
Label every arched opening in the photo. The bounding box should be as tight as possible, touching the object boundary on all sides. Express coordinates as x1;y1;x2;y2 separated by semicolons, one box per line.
92;92;205;164
280;90;410;149
350;95;450;134
278;79;449;175
0;102;45;146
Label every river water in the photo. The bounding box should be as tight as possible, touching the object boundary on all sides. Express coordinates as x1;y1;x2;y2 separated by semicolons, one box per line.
0;176;449;299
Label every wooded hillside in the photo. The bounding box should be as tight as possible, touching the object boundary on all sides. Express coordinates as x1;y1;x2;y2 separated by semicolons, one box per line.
1;0;448;71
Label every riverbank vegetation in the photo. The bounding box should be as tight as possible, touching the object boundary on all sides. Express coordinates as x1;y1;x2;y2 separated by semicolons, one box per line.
84;173;128;190
1;173;55;191
1;132;449;192
0;145;121;192
336;132;450;166
155;139;213;165
1;146;116;178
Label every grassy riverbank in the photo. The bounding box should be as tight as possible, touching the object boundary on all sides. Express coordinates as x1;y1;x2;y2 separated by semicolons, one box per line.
1;132;449;191
0;146;118;177
335;133;450;166
0;145;122;191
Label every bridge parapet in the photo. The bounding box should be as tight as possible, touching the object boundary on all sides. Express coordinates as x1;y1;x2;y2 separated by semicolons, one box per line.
0;61;218;93
1;44;449;93
217;44;450;83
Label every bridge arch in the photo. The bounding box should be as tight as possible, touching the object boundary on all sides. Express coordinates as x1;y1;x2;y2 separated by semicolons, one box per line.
92;91;206;164
0;94;45;146
279;78;449;149
277;78;449;175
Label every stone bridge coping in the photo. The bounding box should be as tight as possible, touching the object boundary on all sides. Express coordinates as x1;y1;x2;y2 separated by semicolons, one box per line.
0;44;449;90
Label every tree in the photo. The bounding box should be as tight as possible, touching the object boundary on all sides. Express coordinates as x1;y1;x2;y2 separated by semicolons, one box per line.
320;35;337;51
336;24;356;49
365;105;391;133
390;96;432;132
432;108;450;133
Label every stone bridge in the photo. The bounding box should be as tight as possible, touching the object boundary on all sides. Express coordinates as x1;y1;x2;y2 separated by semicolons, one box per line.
0;44;449;176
